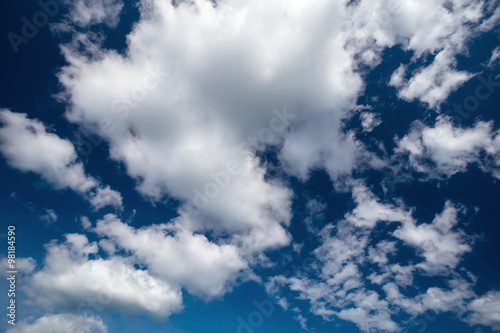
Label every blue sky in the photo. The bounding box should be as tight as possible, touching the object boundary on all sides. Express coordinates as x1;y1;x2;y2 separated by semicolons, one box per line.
1;0;500;332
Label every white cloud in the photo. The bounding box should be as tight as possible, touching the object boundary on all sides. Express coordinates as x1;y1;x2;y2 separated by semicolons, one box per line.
383;278;476;316
396;116;500;179
272;273;400;332
360;112;381;132
266;195;402;331
0;109;123;210
336;301;398;333
58;2;361;182
56;0;367;257
40;208;58;225
368;240;397;266
0;110;96;193
0;257;36;277
89;186;123;211
265;185;487;332
394;201;472;274
480;6;500;32
487;46;500;68
80;216;92;229
344;185;412;228
380;0;487;109
303;197;327;233
29;234;183;319
6;314;107;333
93;214;248;298
51;0;498;262
343;0;491;109
466;290;500;330
14;0;499;330
390;50;473;109
295;313;308;331
64;0;124;28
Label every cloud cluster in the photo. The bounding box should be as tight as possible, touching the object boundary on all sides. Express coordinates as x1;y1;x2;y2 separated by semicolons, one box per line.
53;0;499;226
396;116;500;179
64;0;124;28
56;0;370;262
0;257;36;277
44;0;498;259
6;314;107;333
394;201;472;274
40;208;58;225
28;233;183;319
351;0;495;109
466;290;500;330
25;213;256;320
2;0;500;331
93;214;249;298
266;184;497;332
0;109;122;210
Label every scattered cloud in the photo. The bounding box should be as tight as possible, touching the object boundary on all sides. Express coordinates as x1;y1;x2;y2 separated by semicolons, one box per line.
80;216;92;230
396;116;500;179
29;234;183;319
390;51;473;109
466;290;500;330
93;214;249;298
6;314;107;333
0;109;123;210
63;0;124;28
394;200;472;274
0;257;36;277
40;209;58;225
1;0;500;332
266;184;493;332
360;112;381;132
89;185;123;211
487;46;500;68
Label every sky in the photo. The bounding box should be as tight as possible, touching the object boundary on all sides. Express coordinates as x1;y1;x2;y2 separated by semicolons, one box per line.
0;0;499;332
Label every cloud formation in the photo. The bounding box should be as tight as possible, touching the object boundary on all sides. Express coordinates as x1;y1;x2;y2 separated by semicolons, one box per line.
29;234;183;319
93;214;249;298
266;184;493;332
2;0;499;331
6;314;107;333
0;109;123;210
396;116;500;179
